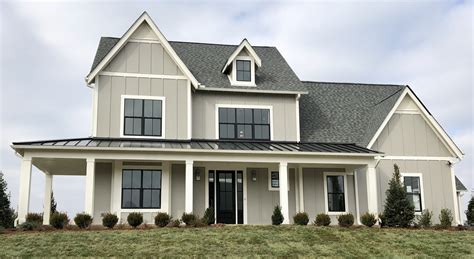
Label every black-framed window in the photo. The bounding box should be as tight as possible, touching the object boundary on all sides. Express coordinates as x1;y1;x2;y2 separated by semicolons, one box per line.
404;176;422;212
327;175;345;212
122;169;161;208
219;108;270;140
124;98;162;136
236;60;251;81
271;171;279;188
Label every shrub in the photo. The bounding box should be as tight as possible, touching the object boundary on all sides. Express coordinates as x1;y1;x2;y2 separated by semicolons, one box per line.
383;164;415;227
360;212;376;227
26;213;43;225
19;221;40;231
167;219;181;227
439;209;453;228
154;212;171;227
188;218;207;228
314;213;331;226
202;207;215;225
271;205;284;225
466;197;474;226
50;212;69;229
293;212;309;225
181;213;196;226
102;213;119;229
338;213;354;227
127;212;143;228
74;213;93;229
0;171;16;229
416;209;433;228
378;213;386;227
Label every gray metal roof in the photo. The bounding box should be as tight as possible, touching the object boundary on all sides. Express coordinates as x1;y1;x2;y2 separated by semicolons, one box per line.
456;176;468;192
12;138;380;155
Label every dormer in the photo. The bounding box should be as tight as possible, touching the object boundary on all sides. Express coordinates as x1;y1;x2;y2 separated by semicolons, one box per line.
221;39;262;87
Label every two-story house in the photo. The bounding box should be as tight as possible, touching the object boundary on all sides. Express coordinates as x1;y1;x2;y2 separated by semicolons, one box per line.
12;12;466;225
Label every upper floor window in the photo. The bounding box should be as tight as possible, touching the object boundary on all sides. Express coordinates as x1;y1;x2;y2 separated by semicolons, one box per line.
218;107;270;140
236;60;251;82
403;175;423;212
123;98;162;137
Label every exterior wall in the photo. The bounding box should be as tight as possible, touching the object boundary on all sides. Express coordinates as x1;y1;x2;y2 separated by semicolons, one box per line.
96;75;189;139
93;162;112;224
193;167;206;217
376;159;455;224
192;91;298;141
372;113;452;157
302;168;357;224
171;164;185;219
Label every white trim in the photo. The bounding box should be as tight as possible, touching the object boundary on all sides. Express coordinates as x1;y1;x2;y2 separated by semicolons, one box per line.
99;71;188;80
323;172;349;215
86;12;200;88
367;88;463;159
298;165;304;212
353;169;361;225
92;76;99;136
400;172;425;216
119;95;166;139
296;94;301;142
449;164;461;225
243;169;248;224
185;160;193;213
378;155;457;162
221;39;262;73
229;56;256;87
279;161;290;224
394;110;421;115
197;87;307;95
187;80;192;139
294;168;299;212
127;39;161;44
215;104;274;141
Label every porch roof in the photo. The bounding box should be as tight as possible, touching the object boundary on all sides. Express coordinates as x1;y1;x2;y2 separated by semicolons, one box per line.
12;137;380;155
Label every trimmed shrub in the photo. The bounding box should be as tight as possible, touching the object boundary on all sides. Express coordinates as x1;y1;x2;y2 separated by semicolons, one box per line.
127;212;143;228
338;213;354;227
189;218;207;228
416;209;433;228
74;213;93;229
360;212;376;227
154;212;171;227
271;205;284;225
439;209;453;228
167;219;181;227
181;213;196;226
383;164;415;227
50;212;69;229
314;213;331;226
19;221;40;231
466;197;474;226
26;213;43;225
202;207;215;225
293;212;309;225
102;213;119;229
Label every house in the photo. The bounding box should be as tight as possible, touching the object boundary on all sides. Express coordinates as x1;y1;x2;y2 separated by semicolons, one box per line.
12;12;466;226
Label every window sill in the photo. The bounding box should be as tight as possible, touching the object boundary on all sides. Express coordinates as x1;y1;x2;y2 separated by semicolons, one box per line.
121;208;164;213
327;211;349;216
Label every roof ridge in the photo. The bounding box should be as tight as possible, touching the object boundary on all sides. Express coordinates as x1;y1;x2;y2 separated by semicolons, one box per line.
169;40;276;48
302;80;407;87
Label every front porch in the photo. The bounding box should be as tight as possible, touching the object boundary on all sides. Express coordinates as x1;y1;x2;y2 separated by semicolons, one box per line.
12;138;380;225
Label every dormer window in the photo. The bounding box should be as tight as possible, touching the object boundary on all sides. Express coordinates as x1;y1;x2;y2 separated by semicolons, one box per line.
236;60;251;82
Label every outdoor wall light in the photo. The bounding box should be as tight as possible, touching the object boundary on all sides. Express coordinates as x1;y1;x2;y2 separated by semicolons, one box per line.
252;170;257;182
195;171;201;181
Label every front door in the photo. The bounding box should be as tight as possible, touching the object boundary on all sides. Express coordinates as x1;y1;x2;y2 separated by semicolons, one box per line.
216;170;235;224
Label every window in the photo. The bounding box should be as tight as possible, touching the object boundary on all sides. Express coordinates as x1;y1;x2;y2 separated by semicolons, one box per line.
122;169;161;208
236;60;251;82
271;171;279;188
403;176;422;212
326;175;346;212
124;98;162;137
218;107;270;140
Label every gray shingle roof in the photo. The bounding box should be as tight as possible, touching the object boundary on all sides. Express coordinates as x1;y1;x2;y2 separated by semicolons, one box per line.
456;176;468;191
90;37;406;146
300;82;406;146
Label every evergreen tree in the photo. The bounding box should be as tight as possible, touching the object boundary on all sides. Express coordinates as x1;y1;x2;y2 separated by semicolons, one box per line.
0;171;15;228
466;196;474;226
50;192;57;214
382;164;415;227
271;205;284;225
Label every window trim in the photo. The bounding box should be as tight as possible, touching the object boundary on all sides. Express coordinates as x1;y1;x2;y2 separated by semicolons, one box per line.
267;168;292;192
120;95;166;139
121;169;162;209
229;56;256;87
323;172;349;215
400;172;425;215
215;104;273;141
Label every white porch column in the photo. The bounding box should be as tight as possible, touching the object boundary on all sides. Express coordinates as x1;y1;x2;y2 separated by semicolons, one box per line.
18;157;32;224
450;164;461;225
84;158;95;215
366;164;378;214
279;162;289;224
185;160;193;213
298;166;304;212
43;173;53;225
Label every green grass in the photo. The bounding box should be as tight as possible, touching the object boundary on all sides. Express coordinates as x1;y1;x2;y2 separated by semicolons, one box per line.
1;225;473;257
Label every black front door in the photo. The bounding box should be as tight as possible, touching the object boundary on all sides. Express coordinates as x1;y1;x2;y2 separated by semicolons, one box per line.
216;171;235;224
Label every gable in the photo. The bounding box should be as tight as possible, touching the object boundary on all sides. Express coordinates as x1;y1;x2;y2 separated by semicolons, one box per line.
130;23;158;41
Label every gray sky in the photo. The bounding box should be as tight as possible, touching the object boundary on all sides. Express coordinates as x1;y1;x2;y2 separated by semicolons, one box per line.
1;0;472;219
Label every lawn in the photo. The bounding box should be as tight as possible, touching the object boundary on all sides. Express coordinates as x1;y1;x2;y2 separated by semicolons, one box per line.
1;225;473;257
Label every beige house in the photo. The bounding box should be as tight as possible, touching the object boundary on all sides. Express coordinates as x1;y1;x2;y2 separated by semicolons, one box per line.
12;12;465;225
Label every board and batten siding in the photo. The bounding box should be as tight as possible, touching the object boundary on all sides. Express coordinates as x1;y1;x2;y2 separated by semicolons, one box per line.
96;75;189;139
192;91;298;141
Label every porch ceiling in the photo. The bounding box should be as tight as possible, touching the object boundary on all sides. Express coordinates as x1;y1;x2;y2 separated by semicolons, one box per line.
32;157;86;175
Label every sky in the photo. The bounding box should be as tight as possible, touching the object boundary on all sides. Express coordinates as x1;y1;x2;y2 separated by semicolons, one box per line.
0;0;472;220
